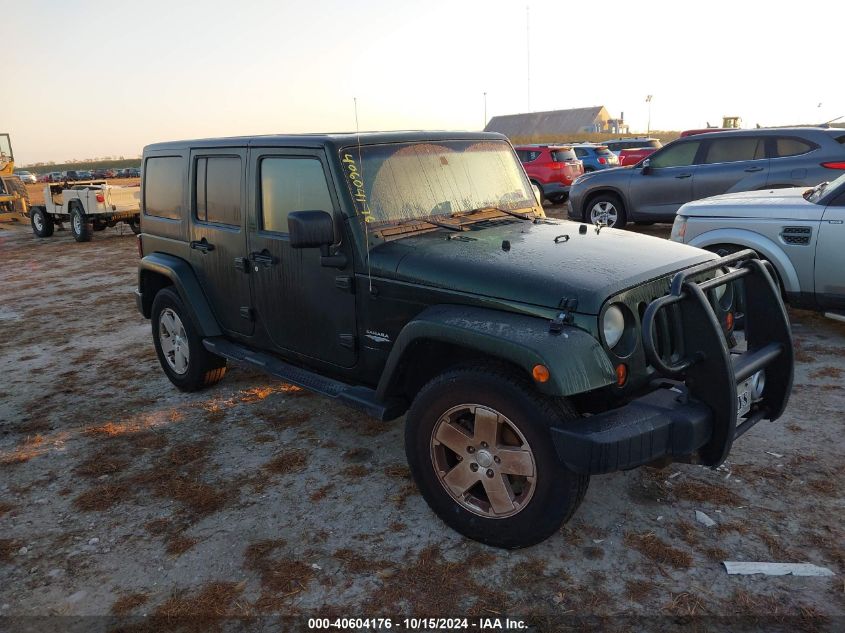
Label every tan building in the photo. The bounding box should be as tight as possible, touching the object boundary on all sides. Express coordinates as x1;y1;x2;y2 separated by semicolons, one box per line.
485;106;628;137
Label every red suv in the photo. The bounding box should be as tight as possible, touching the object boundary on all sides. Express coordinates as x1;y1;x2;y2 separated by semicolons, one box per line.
514;145;584;203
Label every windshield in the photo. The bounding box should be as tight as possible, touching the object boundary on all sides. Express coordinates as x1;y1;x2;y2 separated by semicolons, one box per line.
339;140;537;228
0;134;11;171
805;173;845;204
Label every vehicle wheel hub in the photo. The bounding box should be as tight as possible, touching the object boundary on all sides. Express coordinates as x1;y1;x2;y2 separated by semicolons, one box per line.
158;308;190;375
430;404;536;519
33;213;43;230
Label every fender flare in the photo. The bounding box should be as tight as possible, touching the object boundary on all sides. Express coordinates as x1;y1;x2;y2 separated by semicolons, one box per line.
686;228;800;294
375;305;616;400
137;253;222;337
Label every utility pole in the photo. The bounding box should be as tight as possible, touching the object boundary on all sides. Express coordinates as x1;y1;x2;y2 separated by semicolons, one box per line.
483;92;487;129
526;5;530;112
645;94;653;134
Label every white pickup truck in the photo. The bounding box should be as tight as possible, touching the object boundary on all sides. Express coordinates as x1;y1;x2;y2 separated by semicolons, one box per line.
29;181;141;242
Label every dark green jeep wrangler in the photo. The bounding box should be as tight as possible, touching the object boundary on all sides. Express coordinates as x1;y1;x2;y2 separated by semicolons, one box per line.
136;132;793;548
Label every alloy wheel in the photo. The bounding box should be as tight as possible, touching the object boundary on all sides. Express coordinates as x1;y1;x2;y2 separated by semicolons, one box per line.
430;404;536;518
158;308;190;374
590;201;618;227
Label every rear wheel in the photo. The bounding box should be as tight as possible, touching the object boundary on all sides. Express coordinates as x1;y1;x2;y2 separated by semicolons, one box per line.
151;288;227;391
128;217;141;235
588;193;627;229
405;366;588;548
69;204;92;242
30;207;54;238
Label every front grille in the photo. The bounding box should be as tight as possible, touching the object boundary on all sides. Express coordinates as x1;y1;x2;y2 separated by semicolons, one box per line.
781;226;811;246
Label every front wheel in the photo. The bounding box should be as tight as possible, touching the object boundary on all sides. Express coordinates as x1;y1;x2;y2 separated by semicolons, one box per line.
69;204;92;242
588;194;627;229
151;288;227;392
405;367;588;548
30;207;54;238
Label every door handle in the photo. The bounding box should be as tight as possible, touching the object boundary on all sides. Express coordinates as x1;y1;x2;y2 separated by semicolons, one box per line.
674;173;692;179
744;166;764;172
251;250;277;268
190;238;215;253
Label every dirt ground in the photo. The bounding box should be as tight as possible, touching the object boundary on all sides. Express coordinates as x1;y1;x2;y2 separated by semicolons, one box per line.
0;214;843;632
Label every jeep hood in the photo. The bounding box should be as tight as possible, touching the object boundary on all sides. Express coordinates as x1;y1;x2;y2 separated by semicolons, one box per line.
679;187;825;221
369;220;715;315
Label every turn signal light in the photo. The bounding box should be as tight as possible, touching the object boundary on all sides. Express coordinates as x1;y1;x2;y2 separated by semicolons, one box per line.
532;364;550;383
615;363;628;387
726;311;735;331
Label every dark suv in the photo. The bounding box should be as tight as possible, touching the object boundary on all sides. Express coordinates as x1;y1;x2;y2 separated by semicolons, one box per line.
569;127;845;228
136;131;794;548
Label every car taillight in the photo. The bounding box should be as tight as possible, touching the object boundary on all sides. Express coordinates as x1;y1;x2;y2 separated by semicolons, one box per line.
137;234;143;258
598;157;607;164
96;193;105;203
547;161;563;170
821;161;845;169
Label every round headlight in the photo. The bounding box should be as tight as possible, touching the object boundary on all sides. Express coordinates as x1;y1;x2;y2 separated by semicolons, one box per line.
602;305;625;349
713;269;727;301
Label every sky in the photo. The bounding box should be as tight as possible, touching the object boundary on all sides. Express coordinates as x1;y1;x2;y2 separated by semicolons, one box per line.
6;0;843;165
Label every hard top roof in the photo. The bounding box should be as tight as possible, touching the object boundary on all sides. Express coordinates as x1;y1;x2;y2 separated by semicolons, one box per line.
144;130;507;153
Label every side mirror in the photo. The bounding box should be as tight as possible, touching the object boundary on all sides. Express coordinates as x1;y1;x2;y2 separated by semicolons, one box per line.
288;210;335;249
287;210;347;268
641;158;652;175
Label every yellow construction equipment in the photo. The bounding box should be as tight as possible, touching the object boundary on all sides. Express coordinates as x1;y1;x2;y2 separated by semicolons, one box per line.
0;133;30;223
722;116;742;129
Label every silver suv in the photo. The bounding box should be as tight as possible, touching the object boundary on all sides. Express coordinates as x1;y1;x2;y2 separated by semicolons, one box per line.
568;127;845;228
671;172;845;316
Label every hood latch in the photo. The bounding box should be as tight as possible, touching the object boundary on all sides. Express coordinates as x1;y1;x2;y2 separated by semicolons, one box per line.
549;298;578;334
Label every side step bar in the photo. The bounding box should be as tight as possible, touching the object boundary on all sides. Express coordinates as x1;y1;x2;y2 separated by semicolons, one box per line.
202;337;407;421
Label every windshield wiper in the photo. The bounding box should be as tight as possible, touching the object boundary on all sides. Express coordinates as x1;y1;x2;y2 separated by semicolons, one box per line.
450;206;535;222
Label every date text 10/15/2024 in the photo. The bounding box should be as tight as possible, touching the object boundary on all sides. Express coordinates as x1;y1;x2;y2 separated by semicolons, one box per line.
308;618;529;630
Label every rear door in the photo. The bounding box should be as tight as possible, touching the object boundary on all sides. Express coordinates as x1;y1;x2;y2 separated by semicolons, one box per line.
247;148;357;367
628;139;702;218
188;149;253;336
815;195;845;311
693;136;769;200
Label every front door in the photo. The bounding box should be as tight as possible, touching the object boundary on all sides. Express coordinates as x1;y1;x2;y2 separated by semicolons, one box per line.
816;199;845;311
629;138;702;218
188;149;253;336
247;148;356;367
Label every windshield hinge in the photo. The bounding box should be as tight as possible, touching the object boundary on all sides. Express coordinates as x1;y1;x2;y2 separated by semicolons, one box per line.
550;298;578;334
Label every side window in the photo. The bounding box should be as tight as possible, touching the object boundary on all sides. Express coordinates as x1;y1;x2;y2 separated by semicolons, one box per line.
515;150;530;162
143;156;183;219
260;158;333;233
649;141;701;168
703;137;766;164
772;137;815;158
194;156;241;226
574;148;588;158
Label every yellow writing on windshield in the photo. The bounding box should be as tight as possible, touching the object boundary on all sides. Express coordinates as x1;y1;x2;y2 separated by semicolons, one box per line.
342;153;373;223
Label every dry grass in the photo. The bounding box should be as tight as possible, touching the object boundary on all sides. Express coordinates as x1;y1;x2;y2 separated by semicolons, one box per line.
0;539;22;563
111;591;149;615
809;366;842;380
625;579;656;603
309;484;334;502
808;479;835;495
0;501;15;518
671;480;743;505
383;463;411;479
243;539;286;571
73;481;133;511
341;464;369;478
333;548;392;574
673;519;700;546
243;539;314;612
264;449;307;475
391;481;419;509
0;434;47;466
152;581;248;629
716;521;751;536
74;450;130;478
625;532;693;569
145;518;171;536
166;534;199;557
663;591;706;616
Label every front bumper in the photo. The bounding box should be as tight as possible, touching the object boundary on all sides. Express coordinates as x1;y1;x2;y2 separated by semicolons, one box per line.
552;382;711;475
552;251;794;475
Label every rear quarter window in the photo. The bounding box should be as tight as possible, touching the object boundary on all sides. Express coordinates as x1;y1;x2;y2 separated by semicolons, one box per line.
772;137;815;158
551;149;576;161
143;156;184;220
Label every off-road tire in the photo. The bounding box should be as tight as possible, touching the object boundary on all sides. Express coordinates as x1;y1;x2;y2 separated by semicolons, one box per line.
128;218;141;235
405;366;588;549
586;192;627;229
69;203;92;242
151;288;226;391
30;207;54;238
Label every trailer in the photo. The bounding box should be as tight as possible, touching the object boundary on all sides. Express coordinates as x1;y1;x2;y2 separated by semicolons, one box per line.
29;181;141;242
